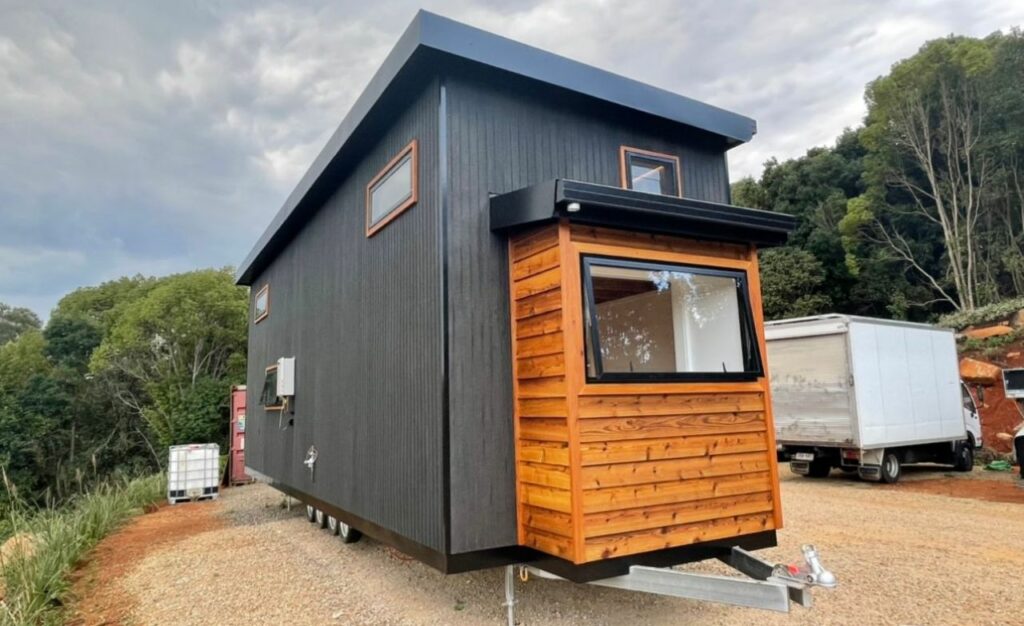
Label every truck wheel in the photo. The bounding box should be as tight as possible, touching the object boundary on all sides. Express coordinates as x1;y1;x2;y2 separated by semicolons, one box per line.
807;458;831;478
880;451;901;484
953;442;974;472
339;520;363;544
306;505;317;523
327;515;341;536
315;508;328;528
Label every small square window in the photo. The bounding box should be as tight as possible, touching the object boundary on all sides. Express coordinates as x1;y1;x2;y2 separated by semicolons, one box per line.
620;147;681;197
366;140;418;237
261;365;282;409
254;285;269;323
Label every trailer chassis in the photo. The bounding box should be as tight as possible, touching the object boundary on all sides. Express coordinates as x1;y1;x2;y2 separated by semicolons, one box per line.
503;545;836;624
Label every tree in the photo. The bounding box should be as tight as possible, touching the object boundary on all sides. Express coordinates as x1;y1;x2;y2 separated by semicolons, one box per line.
91;268;247;449
757;248;832;320
862;36;997;311
0;303;41;346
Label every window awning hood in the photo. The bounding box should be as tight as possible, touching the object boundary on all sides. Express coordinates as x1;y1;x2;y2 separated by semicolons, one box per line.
489;180;796;247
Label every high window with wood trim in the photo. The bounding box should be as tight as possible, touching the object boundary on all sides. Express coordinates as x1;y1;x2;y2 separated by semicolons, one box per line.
254;284;269;323
619;147;681;196
507;221;782;565
366;139;418;237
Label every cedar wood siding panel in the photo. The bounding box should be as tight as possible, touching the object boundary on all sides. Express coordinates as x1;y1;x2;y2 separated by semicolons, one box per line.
444;65;733;554
246;78;446;551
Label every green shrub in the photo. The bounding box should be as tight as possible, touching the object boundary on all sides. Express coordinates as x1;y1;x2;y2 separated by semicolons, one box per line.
938;297;1024;330
0;473;165;626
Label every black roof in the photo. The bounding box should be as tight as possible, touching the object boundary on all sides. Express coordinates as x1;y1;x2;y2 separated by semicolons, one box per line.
236;11;757;285
490;180;795;247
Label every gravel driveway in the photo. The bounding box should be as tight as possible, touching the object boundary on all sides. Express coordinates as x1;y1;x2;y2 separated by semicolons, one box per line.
76;469;1024;625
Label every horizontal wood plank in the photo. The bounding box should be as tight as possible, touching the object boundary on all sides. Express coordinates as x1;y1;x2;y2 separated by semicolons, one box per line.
523;527;575;560
517;353;566;379
517;376;567;399
580;432;768;465
512;225;559;261
585;513;774;561
519;397;568;418
519;461;572;489
514;267;561;300
583;492;774;538
578;393;764;418
516;331;564;359
516;310;563;338
519;440;570;466
523;505;574;537
569;225;749;260
579;412;766;442
579;381;765;396
514;289;562;320
513;245;560;281
582;472;772;513
580;451;771;488
521;483;573;514
519;418;569;442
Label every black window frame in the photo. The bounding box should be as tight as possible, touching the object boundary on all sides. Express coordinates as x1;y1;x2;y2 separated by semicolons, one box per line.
581;255;763;383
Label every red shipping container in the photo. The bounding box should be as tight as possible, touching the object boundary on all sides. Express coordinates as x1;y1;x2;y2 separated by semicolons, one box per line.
229;385;252;485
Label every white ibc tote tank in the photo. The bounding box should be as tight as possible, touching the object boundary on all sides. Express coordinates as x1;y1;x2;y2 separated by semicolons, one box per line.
167;443;220;504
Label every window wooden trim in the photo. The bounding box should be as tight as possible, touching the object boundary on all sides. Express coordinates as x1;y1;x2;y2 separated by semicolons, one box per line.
254;284;270;324
262;364;283;411
618;146;683;198
366;139;419;238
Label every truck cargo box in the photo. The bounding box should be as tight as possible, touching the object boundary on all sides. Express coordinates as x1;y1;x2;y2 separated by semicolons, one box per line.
765;315;965;450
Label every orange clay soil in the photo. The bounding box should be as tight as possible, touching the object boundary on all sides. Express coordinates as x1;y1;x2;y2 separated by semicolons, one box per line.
67;500;223;626
884;475;1024;504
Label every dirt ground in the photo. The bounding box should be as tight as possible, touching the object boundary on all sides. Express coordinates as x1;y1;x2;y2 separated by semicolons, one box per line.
67;467;1024;626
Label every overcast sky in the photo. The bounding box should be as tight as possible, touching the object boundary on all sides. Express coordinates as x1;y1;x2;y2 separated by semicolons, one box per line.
2;0;1022;318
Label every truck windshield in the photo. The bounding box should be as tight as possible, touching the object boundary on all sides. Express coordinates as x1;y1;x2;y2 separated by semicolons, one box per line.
581;255;762;382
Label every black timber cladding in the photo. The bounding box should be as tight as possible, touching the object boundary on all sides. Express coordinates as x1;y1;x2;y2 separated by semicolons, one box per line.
245;76;446;552
443;64;739;554
489;179;797;246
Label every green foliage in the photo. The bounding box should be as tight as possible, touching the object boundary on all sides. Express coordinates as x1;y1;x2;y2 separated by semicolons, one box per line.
938;297;1024;330
0;473;165;626
0;305;41;347
90;268;246;449
42;316;102;371
758;248;832;320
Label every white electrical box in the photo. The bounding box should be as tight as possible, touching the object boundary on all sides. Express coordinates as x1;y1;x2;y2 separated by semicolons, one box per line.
276;356;295;397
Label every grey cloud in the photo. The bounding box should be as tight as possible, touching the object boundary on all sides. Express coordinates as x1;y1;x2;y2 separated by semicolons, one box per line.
0;0;1021;319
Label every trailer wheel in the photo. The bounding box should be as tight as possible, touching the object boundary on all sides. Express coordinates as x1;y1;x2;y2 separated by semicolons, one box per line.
315;508;328;528
339;520;363;544
953;442;974;472
806;458;831;478
327;515;341;536
880;451;901;484
305;505;317;523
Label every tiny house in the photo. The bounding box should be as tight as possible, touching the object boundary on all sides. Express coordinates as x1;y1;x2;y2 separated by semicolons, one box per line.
236;11;795;581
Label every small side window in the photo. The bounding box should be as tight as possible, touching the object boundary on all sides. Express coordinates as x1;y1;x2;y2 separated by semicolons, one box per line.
619;146;681;197
254;285;269;324
366;140;418;237
261;365;282;410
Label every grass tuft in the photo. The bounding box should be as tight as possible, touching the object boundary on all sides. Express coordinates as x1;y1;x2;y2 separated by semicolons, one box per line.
0;474;165;626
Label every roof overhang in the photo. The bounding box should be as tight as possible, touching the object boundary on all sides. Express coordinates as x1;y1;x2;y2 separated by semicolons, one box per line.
489;180;796;248
236;11;758;286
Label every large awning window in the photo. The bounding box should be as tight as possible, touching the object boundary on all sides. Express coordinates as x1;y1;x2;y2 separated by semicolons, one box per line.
582;256;762;382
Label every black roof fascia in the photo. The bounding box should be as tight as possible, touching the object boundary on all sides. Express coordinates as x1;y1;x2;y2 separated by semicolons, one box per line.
236;11;757;285
489;180;796;247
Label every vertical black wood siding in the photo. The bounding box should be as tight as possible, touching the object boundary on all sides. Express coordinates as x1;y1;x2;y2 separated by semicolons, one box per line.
246;78;446;551
444;64;733;554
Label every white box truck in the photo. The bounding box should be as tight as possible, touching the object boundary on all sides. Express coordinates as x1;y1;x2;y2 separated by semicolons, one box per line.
765;315;981;483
